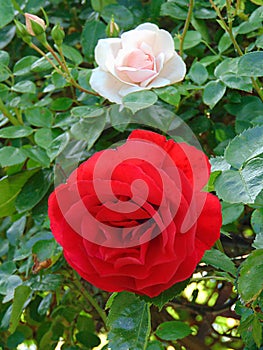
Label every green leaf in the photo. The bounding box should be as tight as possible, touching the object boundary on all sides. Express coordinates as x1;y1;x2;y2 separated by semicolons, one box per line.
123;90;157;114
215;158;263;203
25;107;53;127
6;216;26;246
15;170;52;213
238;51;263;77
225;126;263;169
13;56;39;76
0;50;10;65
12;80;36;94
0;24;16;50
61;43;83;66
50;97;73;111
174;31;202;50
155;321;192;341
146;340;165;350
0;126;33;138
222;202;244;225
37;293;52;316
32;239;56;262
34;128;60;149
0;275;22;303
0;0;14;28
29;274;62;291
253;233;263;249
252;315;262;348
135;105;175;133
155;86;181;107
141;279;189;310
9;285;31;334
109;105;132;132
203;80;226;109
107;292;151;350
218;32;232;53
238;249;263;304
70;110;106;149
0;169;37;217
91;0;117;12
101;4;134;29
251;209;263;234
161;1;188;20
81;20;106;62
76;331;100;348
0;147;26;167
31;54;57;73
189;62;208;85
22;146;50;167
47;132;70;161
202;249;237;276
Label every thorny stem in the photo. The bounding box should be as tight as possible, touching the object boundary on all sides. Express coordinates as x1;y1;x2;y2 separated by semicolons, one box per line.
179;0;194;57
209;0;263;102
72;277;109;331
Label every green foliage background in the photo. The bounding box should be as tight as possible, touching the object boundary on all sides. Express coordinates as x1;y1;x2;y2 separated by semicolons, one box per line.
0;0;263;349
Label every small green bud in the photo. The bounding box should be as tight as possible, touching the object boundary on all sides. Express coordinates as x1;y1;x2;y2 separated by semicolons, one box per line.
51;24;65;47
106;17;120;38
14;20;31;44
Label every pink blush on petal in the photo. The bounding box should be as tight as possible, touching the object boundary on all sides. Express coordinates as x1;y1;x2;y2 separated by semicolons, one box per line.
126;49;154;70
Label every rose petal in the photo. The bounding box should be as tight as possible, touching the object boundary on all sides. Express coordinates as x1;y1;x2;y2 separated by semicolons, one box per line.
94;37;122;71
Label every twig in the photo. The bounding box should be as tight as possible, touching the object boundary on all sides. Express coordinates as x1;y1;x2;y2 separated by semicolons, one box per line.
180;0;194;57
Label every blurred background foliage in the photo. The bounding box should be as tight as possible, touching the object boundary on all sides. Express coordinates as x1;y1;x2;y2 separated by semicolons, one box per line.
0;0;262;349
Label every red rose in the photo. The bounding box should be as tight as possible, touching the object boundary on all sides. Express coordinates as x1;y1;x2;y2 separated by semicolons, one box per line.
48;130;221;297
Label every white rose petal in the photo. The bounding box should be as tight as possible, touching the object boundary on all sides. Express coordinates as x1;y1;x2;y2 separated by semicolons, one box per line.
90;22;186;104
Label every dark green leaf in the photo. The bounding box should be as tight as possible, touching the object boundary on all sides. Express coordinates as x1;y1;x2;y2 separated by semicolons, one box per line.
81;20;106;62
155;321;192;341
101;4;134;29
189;62;208;85
251;209;263;234
174;31;202;50
155;86;181;107
161;1;188;20
50;97;73;111
32;239;56;262
61;43;83;65
13;56;39;76
47;132;70;161
107;292;151;350
6;216;26;246
22;146;50;167
222;202;244;225
76;331;100;347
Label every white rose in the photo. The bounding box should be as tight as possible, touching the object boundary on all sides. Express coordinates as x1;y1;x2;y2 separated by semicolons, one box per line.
90;23;186;104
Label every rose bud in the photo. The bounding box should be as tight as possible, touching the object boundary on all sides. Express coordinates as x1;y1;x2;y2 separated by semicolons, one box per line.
106;17;120;38
51;24;65;47
48;130;222;298
25;13;46;36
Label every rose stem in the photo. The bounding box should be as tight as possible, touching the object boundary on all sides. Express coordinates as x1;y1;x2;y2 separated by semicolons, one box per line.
71;277;109;331
179;0;194;57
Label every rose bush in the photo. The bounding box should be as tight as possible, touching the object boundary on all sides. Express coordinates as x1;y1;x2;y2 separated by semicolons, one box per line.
48;130;221;297
90;23;186;104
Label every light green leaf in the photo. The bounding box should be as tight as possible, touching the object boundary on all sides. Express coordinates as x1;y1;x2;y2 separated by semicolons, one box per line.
47;132;70;161
189;62;208;85
109;104;132;132
225;126;263;169
12;80;36;94
251;209;263;234
174;31;202;50
9;285;31;334
222;202;244;225
155;321;192;341
215;158;263;203
238;249;263;304
123;90;158;114
0;0;14;28
15;170;52;213
0;169;37;217
50;97;73;111
107;292;151;350
13;56;38;76
25;107;53;127
155;86;181;107
253;233;263;249
202;249;237;276
0;147;26;167
0;126;33;138
203;80;226;108
61;43;83;65
238;51;263;77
